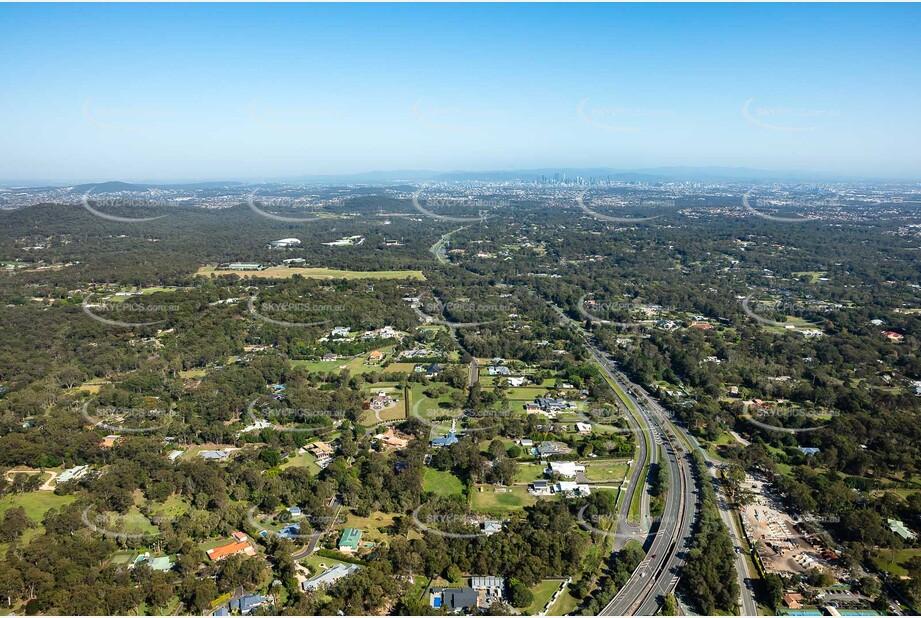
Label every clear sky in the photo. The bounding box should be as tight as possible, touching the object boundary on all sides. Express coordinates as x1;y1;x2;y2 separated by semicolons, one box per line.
2;3;920;183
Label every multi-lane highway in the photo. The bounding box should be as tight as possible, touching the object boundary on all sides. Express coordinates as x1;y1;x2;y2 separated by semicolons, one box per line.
590;346;698;616
549;299;763;615
546;301;699;615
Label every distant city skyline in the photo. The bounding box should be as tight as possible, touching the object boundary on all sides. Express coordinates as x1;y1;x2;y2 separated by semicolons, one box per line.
2;3;921;182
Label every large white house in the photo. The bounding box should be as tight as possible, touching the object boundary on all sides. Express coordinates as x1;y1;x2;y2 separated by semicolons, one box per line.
546;461;585;479
268;238;302;248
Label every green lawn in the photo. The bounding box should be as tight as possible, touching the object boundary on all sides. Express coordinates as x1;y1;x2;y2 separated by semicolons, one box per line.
0;491;77;521
198;265;426;280
423;468;465;497
514;462;547;484
470;484;536;515
547;585;581;616
280;451;322;475
871;548;921;577
582;460;630;482
525;579;567;615
291;350;396;376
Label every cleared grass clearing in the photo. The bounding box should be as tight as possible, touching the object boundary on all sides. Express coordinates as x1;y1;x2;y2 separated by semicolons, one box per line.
470;484;536;515
198;265;425;280
423;468;465;497
526;579;567;616
0;491;76;521
582;460;630;482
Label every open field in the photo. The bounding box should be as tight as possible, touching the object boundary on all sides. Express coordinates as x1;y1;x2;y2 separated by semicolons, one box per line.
526;579;567;615
280;451;322;475
422;468;465;497
514;462;547;484
470;484;536;514
582;460;630;482
871;548;921;577
197;265;425;280
291;348;396;375
338;511;396;545
0;490;77;521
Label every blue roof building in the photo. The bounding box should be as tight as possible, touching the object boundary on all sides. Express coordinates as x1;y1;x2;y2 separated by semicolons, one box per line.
430;431;459;447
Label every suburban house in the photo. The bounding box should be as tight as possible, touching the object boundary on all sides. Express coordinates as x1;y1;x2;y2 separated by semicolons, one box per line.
783;593;804;610
268;237;301;248
302;563;361;591
470;576;505;608
330;326;351;338
368;350;384;363
507;376;527;387
133;553;174;572
227;594;271;615
529;480;552;496
421;363;444;377
882;330;905;342
536;397;572;413
518;438;534;448
200;449;231;461
430;431;460;448
307;441;335;459
889;519;917;541
555;481;592;497
374;426;413;450
486;365;511;376
207;532;256;562
363;391;395;411
575;422;592;434
57;465;90;484
430;587;478;612
99;434;122;448
546;461;585;479
537;441;571;457
338;528;363;553
481;520;503;536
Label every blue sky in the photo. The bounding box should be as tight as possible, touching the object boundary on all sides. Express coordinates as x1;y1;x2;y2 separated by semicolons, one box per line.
1;3;920;182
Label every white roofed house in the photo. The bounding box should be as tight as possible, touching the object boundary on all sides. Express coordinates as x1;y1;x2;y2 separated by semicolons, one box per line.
555;481;591;497
546;461;585;479
268;238;302;248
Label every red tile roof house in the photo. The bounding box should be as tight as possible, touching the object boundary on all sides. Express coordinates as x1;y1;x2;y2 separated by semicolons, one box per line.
207;532;257;562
